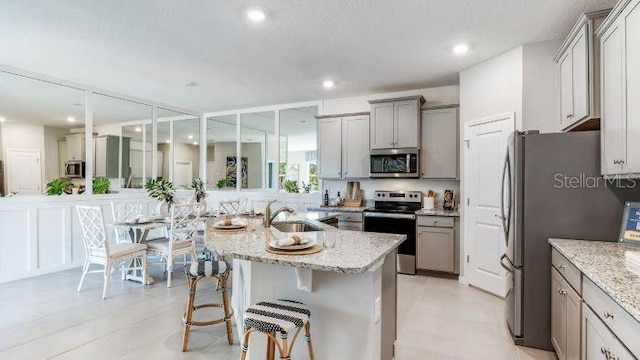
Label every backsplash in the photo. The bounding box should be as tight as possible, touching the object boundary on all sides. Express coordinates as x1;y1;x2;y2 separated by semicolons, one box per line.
321;179;460;208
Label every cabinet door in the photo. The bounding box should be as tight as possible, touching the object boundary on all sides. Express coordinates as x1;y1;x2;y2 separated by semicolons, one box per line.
95;137;107;177
560;51;574;129
416;227;454;272
421;108;458;179
625;2;640;173
317;118;343;179
571;25;590;123
342;115;370;178
370;102;395;149
551;268;567;360
394;100;419;148
582;306;634;360
565;284;581;360
601;23;625;175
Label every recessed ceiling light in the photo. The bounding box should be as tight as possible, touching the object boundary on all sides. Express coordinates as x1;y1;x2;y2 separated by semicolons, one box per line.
165;140;171;144
185;81;198;87
323;80;335;89
0;117;6;123
246;9;266;22
67;116;76;122
188;135;194;139
453;43;469;54
193;141;199;145
135;127;142;132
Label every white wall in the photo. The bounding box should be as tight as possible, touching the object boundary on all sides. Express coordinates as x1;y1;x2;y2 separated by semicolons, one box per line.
523;39;563;133
323;85;459;114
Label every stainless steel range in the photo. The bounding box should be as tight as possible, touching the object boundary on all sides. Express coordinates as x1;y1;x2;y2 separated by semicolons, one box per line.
363;190;422;274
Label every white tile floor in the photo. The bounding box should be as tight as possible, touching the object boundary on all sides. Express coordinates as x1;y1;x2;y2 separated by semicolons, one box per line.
0;268;556;359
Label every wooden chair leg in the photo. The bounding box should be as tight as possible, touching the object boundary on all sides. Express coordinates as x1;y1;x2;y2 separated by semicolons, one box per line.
240;326;251;360
305;323;314;360
221;279;233;345
279;335;289;360
181;275;197;352
266;332;276;360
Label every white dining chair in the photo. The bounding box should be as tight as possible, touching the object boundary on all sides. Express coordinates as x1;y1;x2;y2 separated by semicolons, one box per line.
111;201;146;243
217;198;248;216
146;203;203;287
76;206;148;299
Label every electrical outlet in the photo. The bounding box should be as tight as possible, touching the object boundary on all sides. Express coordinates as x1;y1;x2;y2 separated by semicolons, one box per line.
373;297;381;324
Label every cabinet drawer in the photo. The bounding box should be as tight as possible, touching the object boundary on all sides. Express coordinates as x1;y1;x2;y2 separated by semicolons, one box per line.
583;277;640;357
552;248;582;294
583;305;635;360
416;216;454;228
339;222;363;231
338;213;363;223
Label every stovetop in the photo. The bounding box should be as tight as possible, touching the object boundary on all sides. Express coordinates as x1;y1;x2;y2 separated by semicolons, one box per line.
365;190;423;214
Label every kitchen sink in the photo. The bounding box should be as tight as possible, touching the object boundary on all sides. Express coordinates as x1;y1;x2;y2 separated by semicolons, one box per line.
271;221;324;232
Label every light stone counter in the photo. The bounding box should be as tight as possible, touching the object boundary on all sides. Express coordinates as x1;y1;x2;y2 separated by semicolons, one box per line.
306;205;370;212
415;209;460;217
204;214;406;274
549;238;640;322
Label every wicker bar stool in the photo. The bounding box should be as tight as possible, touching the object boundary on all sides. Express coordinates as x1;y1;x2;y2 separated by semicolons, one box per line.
240;299;314;360
181;257;234;351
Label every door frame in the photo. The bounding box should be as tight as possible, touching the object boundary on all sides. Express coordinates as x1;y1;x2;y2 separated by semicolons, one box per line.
461;112;515;293
6;147;42;195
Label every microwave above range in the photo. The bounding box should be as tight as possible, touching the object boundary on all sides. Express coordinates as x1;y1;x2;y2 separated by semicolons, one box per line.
369;149;419;178
65;161;86;178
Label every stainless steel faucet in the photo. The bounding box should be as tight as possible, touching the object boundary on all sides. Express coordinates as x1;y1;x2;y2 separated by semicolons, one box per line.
264;199;295;227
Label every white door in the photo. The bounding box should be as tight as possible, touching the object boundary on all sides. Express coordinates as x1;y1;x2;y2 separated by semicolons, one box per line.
7;148;42;195
174;161;193;189
342;115;369;178
464;113;514;297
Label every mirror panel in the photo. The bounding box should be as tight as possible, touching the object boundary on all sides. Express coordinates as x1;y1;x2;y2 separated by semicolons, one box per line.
279;106;318;193
241;111;276;190
0;71;86;197
157;108;200;188
206;115;237;190
92;94;152;191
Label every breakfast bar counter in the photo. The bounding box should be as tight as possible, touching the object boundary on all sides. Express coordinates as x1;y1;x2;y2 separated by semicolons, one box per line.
205;213;403;360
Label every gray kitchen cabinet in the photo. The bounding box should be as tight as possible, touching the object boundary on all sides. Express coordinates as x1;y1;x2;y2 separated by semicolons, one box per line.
337;212;363;231
66;133;85;161
551;267;581;360
420;105;459;179
583;306;634;360
554;10;609;131
598;0;640;176
317;113;370;179
369;96;423;150
94;135;130;179
416;216;459;273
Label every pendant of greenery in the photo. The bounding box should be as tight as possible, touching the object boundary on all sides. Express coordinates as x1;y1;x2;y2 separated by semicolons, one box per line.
145;178;176;206
92;177;111;195
46;178;69;196
191;178;207;202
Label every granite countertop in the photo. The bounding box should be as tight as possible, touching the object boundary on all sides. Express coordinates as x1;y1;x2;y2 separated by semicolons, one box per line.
306;205;369;212
549;238;640;322
304;211;340;222
415;209;460;217
205;214;405;274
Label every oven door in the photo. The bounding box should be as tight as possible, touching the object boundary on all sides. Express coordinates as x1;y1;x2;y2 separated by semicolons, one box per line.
363;212;416;274
369;150;419;178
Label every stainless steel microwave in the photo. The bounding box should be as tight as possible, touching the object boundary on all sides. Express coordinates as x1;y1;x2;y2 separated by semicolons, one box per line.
369;149;419;178
65;161;85;178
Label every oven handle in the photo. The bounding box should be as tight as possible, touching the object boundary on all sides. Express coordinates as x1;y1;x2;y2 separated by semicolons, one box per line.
364;212;416;220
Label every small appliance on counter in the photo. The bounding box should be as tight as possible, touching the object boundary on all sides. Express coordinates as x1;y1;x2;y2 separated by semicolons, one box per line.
65;160;86;178
363;190;422;274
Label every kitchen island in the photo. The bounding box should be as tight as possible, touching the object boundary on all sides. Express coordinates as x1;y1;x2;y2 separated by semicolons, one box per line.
205;214;405;360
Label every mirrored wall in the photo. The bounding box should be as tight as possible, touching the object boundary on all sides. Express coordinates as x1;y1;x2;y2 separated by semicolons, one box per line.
158;108;200;189
279;106;318;193
206;115;237;190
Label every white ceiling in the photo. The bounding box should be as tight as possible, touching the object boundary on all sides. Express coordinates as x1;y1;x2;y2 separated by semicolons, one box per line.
0;0;617;113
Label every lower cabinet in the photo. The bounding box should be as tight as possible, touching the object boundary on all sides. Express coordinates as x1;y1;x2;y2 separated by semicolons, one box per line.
551;267;581;360
583;306;634;360
337;213;363;231
416;216;459;273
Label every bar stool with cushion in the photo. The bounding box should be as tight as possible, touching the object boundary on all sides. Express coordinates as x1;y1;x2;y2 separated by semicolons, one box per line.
181;252;234;352
240;299;314;360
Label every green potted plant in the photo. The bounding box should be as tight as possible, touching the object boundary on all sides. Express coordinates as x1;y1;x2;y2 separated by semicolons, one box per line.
190;178;208;215
216;178;229;190
282;179;299;193
145;178;176;216
46;178;69;196
92;177;111;195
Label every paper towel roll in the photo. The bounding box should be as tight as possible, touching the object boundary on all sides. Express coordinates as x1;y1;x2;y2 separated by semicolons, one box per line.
423;197;435;210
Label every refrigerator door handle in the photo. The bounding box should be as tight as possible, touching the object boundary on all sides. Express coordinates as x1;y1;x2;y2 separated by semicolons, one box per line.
505;149;513;242
500;253;513;273
500;149;509;242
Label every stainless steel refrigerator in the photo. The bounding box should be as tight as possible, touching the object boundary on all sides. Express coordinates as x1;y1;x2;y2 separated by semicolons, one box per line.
499;130;640;350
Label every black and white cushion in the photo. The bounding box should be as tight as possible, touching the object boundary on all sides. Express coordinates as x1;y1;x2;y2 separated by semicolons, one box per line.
243;299;311;335
186;259;229;277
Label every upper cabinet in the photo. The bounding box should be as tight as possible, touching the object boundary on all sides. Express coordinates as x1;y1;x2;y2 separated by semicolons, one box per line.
369;96;424;149
66;134;85;161
420;105;459;179
317;113;370;179
598;0;640;176
554;10;610;131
